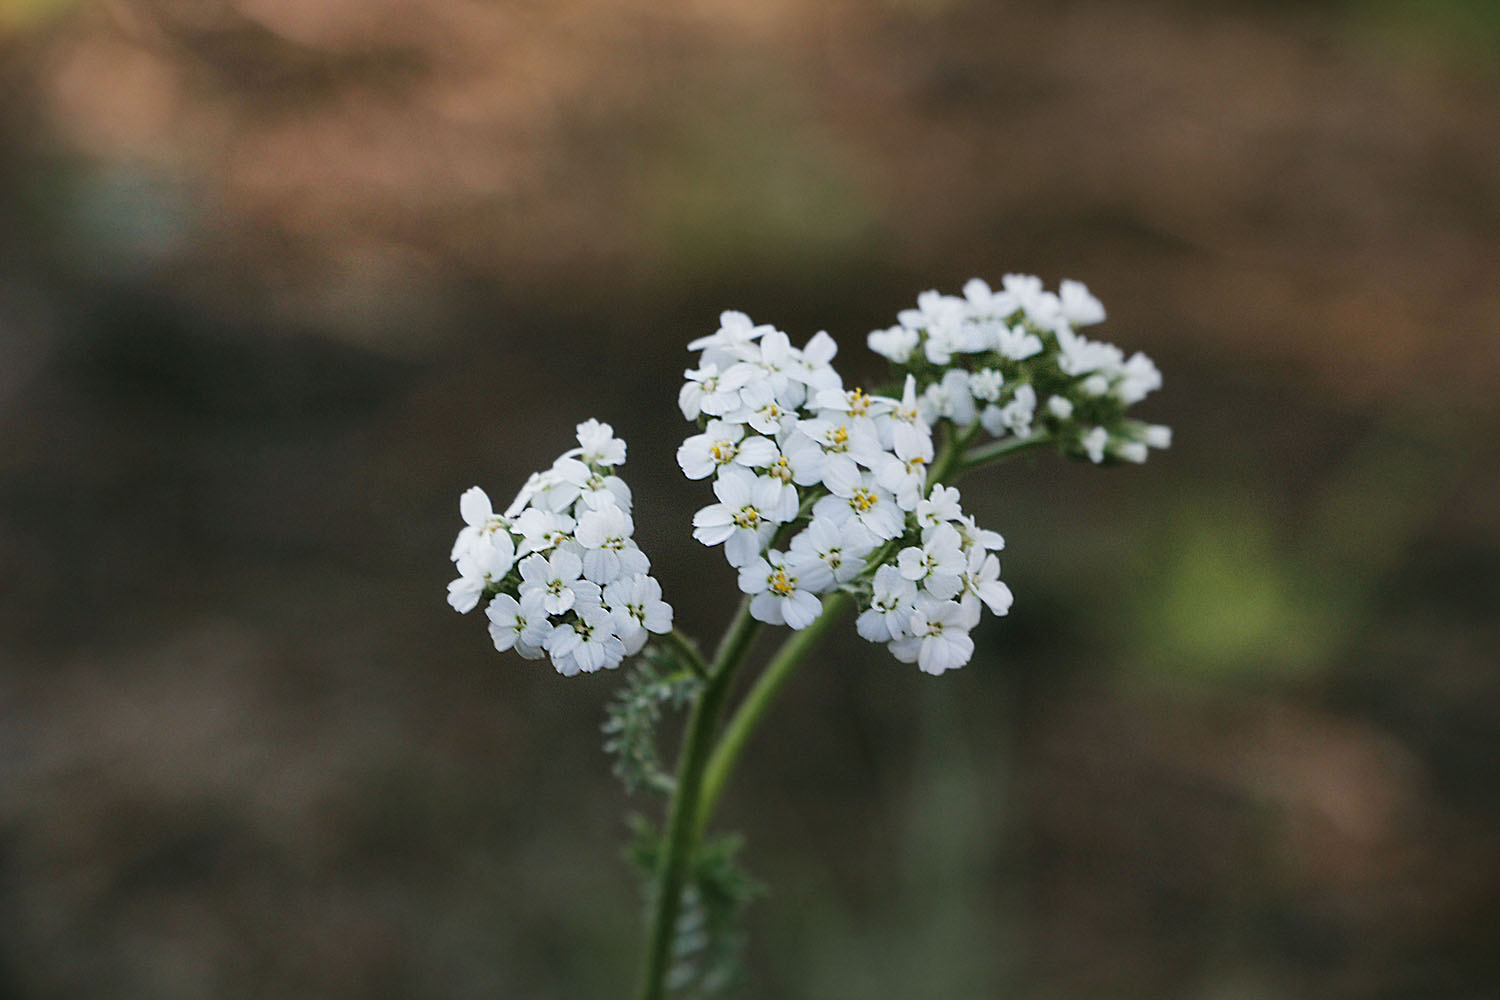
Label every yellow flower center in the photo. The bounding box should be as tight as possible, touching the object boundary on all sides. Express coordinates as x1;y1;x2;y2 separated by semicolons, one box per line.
769;568;796;596
848;388;871;415
851;488;878;513
709;441;737;463
732;507;761;528
830;425;849;447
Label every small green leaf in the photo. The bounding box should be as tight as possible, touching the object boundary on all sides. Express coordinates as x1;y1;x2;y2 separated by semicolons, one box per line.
602;646;703;796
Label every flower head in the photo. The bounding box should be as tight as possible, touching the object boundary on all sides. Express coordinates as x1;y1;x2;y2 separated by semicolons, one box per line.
447;421;671;677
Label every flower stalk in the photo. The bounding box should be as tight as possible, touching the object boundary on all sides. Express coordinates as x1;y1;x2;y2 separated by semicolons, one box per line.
635;598;759;1000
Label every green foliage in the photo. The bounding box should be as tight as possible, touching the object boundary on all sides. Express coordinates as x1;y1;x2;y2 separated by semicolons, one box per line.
603;645;703;796
628;817;765;998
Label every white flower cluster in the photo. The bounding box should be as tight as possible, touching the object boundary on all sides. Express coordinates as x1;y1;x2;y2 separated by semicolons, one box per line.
869;275;1171;465
678;312;1014;675
446;419;673;676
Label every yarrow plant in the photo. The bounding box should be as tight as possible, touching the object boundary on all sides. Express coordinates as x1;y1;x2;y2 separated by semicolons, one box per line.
446;275;1170;998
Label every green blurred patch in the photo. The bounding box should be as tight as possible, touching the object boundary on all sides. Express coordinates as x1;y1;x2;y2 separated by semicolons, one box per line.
1121;417;1465;684
1347;0;1500;74
1138;500;1340;680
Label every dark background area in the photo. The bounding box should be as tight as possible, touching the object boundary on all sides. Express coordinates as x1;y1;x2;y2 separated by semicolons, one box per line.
1;1;1497;997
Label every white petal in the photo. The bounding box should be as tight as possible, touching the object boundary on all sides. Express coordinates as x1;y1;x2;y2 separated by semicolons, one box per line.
724;529;762;567
459;487;493;526
782;591;823;630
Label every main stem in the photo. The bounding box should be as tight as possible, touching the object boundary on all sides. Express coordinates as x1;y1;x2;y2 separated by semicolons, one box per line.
635;597;760;1000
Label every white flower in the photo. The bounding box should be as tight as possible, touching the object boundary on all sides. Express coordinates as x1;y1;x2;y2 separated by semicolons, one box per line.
680;362;758;421
573;504;650;583
677;419;777;480
688;310;771;367
790;331;842;395
1046;395;1074;421
1056;326;1124;378
604;575;673;654
968;369;1003;403
486;591;553;658
503;470;550;518
446;543;513;614
1081;374;1111;397
888;598;978;675
763;433;827;491
512;507;575;556
959;548;1013;617
814;385;891;422
1116;352;1162;405
741;328;807;409
744;386;798;437
1144;424;1172;450
1003;273;1063;331
915;484;963;530
533;457;590;512
797;414;884;473
576;466;633;511
981;384;1036;438
545;602;627;675
867;324;919;363
953;513;1004;553
898;290;971;365
451;486;517;572
896;523;965;600
518;548;591;616
874;450;929;512
788;517;875;586
691;467;786;567
962;278;1019;324
1059;279;1106;327
446;569;488;615
814;465;904;542
880;375;934;463
856;564;918;642
994;322;1044;361
738;550;830;629
575;419;626;466
1081;426;1109;464
919;369;977;428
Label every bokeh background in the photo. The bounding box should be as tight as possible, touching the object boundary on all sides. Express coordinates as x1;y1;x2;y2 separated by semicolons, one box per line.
2;0;1498;997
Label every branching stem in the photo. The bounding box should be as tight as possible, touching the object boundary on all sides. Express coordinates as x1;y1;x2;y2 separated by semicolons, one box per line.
636;425;1048;999
695;590;853;837
958;430;1050;470
661;628;709;679
635;597;760;1000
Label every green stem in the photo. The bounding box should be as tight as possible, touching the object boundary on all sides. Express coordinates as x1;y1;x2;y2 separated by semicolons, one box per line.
957;431;1050;471
661;628;709;678
694;591;854;836
635;597;760;1000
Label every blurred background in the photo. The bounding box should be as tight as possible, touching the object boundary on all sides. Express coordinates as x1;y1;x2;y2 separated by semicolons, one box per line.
2;0;1498;996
